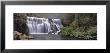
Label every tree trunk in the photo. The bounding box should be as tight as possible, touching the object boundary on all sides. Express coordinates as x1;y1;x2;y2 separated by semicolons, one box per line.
74;13;79;27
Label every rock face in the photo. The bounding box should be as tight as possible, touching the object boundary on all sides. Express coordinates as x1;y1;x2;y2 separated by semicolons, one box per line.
14;31;34;40
14;13;28;34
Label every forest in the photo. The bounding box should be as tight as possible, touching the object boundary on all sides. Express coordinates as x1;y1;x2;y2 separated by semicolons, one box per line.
59;13;97;40
14;13;97;40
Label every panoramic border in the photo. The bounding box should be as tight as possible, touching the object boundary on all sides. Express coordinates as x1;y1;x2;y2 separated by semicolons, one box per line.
1;1;109;53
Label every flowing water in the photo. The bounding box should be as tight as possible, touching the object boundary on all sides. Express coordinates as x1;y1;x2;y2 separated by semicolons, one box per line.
26;16;63;35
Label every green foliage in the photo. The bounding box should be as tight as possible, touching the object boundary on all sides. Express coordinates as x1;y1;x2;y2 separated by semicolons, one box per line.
59;26;97;40
59;13;97;40
59;26;73;36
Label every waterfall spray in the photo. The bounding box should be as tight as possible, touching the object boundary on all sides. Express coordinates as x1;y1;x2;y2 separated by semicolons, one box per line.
26;16;63;35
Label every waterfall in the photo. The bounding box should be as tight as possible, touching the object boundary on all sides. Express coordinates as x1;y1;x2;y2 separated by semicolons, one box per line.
26;16;63;34
53;19;63;29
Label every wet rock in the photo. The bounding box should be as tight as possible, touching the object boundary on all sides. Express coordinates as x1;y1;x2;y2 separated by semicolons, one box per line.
14;31;34;40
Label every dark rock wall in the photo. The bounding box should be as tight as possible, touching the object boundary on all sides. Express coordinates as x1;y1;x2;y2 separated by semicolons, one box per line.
14;13;28;34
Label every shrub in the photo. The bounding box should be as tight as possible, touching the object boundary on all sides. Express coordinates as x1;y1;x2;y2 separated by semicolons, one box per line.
59;26;97;40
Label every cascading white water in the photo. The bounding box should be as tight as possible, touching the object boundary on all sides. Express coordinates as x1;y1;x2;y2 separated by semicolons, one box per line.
53;19;63;34
53;19;63;29
26;16;63;34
